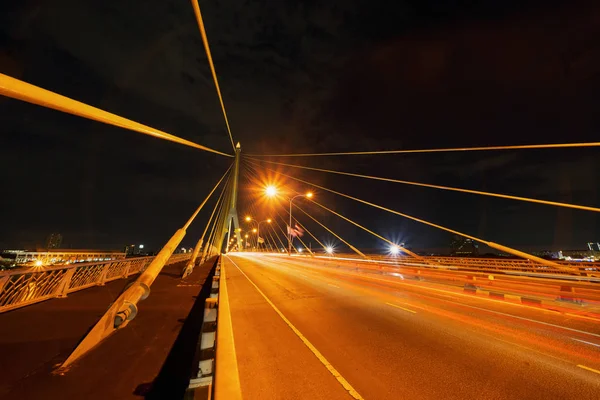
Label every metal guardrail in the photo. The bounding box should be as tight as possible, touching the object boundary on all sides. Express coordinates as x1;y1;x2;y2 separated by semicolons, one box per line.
318;253;600;276
186;256;242;399
306;256;600;306
0;253;191;313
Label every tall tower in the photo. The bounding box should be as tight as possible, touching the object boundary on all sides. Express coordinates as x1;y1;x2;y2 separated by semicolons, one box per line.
225;143;243;251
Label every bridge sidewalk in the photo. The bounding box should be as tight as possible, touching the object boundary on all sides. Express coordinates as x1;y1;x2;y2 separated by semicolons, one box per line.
0;258;216;400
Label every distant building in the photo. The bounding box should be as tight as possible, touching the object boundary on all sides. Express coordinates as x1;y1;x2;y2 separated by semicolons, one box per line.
14;250;126;266
558;249;597;262
124;244;146;257
587;242;600;251
46;233;63;249
450;235;479;256
531;250;559;259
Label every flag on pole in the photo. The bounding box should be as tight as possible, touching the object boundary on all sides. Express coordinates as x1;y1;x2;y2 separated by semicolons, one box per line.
287;224;305;237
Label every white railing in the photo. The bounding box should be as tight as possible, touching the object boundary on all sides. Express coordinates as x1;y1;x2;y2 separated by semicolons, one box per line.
0;253;192;313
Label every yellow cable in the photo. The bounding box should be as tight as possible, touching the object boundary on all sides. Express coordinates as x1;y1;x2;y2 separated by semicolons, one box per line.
311;200;420;258
280;206;328;252
190;0;236;152
184;164;232;230
248;157;600;213
199;170;231;242
246;159;574;273
247;142;600;157
0;72;232;157
295;204;366;259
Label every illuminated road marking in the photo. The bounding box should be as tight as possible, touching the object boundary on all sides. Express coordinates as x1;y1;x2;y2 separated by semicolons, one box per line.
455;304;600;339
284;262;600;325
226;256;364;400
328;284;340;288
577;365;600;375
256;255;600;338
385;302;417;314
565;313;600;323
572;338;600;348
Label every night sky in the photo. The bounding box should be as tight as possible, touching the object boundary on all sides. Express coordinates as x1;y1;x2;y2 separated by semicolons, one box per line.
1;0;599;253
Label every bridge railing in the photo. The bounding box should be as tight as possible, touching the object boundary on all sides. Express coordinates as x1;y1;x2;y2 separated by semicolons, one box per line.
0;253;191;313
317;253;600;276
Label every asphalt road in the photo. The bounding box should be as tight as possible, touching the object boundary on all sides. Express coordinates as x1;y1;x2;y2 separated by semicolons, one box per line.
224;253;600;400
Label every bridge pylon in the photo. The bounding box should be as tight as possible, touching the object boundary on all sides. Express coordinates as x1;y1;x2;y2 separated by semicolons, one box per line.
225;142;243;252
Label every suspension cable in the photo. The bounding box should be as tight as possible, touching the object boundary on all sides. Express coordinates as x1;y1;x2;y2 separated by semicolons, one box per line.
280;205;327;253
184;164;232;230
311;200;419;258
247;142;600;157
198;169;231;243
190;0;236;152
274;209;313;254
295;204;366;258
246;159;576;273
0;73;232;157
247;158;600;213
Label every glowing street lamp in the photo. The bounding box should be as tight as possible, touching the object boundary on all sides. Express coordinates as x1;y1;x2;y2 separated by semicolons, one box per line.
326;246;334;255
390;244;400;256
265;185;278;197
288;191;314;256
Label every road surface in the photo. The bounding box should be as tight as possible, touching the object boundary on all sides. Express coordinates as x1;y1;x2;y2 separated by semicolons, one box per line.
224;253;600;400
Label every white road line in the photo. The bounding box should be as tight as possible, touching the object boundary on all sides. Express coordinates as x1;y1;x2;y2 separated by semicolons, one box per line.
385;302;417;314
572;338;600;348
245;255;600;340
226;256;364;400
456;303;600;339
577;365;600;375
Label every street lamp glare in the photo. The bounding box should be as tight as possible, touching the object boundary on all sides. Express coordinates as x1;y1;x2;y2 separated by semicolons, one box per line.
265;185;278;197
245;216;252;222
252;228;257;233
326;246;334;254
267;218;272;223
305;192;313;198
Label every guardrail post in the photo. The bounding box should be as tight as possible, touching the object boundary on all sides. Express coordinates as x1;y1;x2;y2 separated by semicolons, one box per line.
56;268;76;298
98;262;112;286
121;260;133;278
557;285;579;303
189;297;218;388
0;275;9;294
463;275;478;293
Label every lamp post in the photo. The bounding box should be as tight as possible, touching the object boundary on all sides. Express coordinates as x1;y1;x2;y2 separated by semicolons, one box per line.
245;217;272;252
288;192;313;256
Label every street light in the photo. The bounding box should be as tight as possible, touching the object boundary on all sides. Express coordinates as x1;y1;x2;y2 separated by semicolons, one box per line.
265;185;278;197
288;191;314;256
245;216;273;252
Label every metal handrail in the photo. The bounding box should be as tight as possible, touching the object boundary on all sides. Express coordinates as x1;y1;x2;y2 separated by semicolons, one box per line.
0;253;191;313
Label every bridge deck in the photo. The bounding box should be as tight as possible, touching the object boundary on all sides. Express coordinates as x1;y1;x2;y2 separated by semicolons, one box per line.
0;258;216;400
224;254;600;400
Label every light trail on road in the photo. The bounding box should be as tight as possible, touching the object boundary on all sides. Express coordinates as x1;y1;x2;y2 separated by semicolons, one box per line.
224;253;600;399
